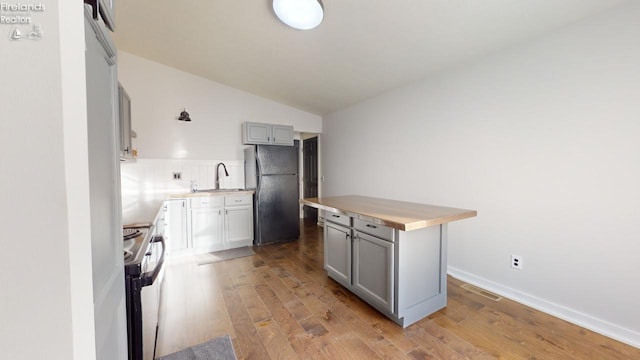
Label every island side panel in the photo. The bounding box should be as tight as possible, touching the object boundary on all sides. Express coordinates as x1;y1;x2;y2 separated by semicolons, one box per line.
396;224;448;327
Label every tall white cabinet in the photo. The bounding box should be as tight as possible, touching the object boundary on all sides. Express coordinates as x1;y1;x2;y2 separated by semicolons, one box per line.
84;7;127;360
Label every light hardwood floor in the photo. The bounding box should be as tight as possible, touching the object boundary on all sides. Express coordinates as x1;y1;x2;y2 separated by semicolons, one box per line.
155;220;640;359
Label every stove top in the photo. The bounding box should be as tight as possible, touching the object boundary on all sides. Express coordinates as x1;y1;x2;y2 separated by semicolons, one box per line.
123;228;142;241
123;225;152;269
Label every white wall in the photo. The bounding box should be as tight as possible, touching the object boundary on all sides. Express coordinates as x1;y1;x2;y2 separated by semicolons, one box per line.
322;2;640;347
0;3;96;359
117;51;322;160
121;159;245;223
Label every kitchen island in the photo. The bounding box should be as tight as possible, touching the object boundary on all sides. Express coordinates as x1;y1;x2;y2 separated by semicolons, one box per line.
301;195;476;327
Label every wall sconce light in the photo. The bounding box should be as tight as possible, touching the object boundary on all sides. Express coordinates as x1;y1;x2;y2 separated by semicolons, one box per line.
178;108;191;121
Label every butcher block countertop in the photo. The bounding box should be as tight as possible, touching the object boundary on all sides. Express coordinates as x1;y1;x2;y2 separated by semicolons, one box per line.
301;195;477;231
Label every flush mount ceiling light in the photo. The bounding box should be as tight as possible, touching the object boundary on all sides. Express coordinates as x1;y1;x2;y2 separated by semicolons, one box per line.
273;0;324;30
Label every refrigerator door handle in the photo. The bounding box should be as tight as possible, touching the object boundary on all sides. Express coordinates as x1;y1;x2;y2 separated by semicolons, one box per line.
256;146;263;190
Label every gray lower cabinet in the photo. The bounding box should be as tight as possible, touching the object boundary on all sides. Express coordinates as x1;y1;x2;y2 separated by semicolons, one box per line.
324;222;351;286
353;230;394;314
165;199;188;256
166;194;254;257
224;195;254;248
190;197;224;253
324;214;447;327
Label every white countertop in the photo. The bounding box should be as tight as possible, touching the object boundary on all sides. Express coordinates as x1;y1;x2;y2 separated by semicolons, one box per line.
169;189;255;198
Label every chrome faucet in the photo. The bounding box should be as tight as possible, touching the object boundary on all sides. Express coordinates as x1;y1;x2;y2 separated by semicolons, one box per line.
215;162;229;189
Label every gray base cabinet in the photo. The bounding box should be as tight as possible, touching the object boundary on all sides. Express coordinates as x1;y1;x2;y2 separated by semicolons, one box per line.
324;222;351;286
190;197;224;253
165;199;188;257
166;194;254;257
224;194;254;249
324;215;448;327
353;230;394;314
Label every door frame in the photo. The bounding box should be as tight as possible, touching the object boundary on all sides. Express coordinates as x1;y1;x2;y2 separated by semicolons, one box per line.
299;133;321;221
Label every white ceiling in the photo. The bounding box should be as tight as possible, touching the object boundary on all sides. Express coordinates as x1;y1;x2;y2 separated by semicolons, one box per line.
113;0;626;115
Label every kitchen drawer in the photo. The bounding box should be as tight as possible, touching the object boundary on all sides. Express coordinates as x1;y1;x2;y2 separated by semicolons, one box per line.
354;218;394;241
225;194;253;206
325;212;351;227
190;196;223;208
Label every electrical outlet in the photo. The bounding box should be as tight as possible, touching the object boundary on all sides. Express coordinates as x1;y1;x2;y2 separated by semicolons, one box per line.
511;255;523;270
172;172;182;180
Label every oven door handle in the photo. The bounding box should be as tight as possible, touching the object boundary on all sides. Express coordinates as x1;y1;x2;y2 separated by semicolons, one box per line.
140;235;165;287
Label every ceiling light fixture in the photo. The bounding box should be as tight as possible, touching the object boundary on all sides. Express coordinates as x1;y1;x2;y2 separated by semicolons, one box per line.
273;0;324;30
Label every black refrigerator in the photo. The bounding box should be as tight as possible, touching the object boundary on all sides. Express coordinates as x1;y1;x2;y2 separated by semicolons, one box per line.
244;141;300;245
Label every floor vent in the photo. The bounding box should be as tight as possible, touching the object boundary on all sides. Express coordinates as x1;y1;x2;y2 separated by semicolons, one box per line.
461;284;502;301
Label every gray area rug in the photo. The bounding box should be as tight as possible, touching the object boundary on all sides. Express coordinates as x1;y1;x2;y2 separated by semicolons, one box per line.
196;246;255;265
156;335;237;360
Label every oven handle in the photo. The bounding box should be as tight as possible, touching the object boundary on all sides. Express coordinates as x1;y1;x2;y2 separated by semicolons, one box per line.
141;235;165;287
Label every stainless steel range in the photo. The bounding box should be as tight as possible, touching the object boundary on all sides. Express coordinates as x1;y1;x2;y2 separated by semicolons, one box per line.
123;223;165;360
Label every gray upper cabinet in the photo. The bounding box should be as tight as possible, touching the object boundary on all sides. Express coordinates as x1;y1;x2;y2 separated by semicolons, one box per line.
242;122;294;146
118;83;133;160
242;122;271;144
271;125;294;145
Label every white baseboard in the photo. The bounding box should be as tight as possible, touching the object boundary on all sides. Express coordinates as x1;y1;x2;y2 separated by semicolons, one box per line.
447;267;640;349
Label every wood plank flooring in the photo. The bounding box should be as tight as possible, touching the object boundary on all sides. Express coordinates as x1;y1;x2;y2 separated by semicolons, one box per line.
155;220;640;359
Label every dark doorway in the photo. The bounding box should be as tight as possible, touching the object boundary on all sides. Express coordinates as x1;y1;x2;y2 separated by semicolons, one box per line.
302;136;318;222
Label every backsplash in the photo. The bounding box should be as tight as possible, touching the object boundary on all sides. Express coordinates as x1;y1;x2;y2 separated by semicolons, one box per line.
121;159;245;223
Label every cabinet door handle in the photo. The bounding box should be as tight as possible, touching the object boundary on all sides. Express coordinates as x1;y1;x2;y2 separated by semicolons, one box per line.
332;214;340;218
366;224;377;229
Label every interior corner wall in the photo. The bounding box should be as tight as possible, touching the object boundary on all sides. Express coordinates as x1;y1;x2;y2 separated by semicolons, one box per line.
322;2;640;347
117;51;322;161
0;2;87;359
